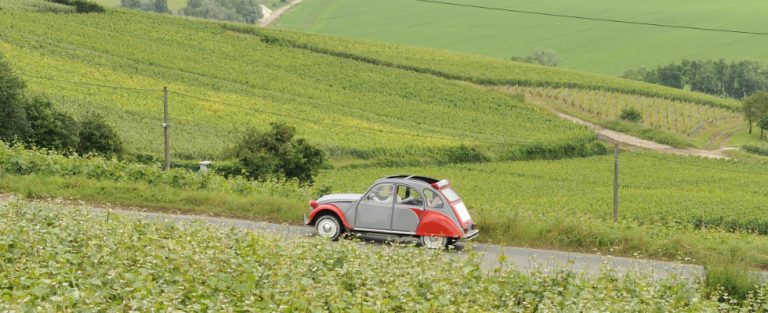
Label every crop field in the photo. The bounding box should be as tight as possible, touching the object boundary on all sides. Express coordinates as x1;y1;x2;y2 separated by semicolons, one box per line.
276;0;768;75
505;86;744;145
6;199;765;311
0;6;598;161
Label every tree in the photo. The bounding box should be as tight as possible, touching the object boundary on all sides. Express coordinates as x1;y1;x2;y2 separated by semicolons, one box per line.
24;96;79;151
743;91;768;135
232;123;325;184
77;113;124;158
759;116;768;139
0;54;30;142
181;0;262;24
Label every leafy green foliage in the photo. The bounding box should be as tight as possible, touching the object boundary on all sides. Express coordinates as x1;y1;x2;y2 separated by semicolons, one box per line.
619;107;642;122
742;143;768;156
626;59;768;99
232;123;325;184
24;96;79;151
743;91;768;134
2;199;765;311
46;0;105;13
77;113;124;158
0;54;30;142
704;262;760;302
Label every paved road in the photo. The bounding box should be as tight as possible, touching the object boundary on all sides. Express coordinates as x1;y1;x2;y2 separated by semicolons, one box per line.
0;195;703;280
99;206;704;280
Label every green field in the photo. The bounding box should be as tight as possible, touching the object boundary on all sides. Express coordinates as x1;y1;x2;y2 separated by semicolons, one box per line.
276;0;768;75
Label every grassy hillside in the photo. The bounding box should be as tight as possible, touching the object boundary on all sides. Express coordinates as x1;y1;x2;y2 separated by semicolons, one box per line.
276;0;768;75
0;6;602;162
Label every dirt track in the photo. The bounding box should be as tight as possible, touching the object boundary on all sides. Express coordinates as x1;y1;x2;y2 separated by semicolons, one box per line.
259;0;304;26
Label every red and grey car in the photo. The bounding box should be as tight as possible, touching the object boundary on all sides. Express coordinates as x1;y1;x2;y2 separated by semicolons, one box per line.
304;175;479;248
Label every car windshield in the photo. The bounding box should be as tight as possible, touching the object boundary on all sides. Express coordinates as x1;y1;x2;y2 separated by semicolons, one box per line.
441;187;460;203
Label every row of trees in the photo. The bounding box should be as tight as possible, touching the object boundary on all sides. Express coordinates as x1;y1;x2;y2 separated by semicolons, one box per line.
0;56;123;158
623;59;768;99
120;0;169;13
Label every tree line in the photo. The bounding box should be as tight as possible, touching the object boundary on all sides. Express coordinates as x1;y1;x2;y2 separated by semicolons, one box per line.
622;59;768;99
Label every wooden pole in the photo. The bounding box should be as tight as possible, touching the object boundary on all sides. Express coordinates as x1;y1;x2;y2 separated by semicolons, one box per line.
613;143;619;223
163;86;170;171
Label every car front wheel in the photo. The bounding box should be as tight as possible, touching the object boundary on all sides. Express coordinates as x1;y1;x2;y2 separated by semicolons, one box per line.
316;215;342;241
420;235;447;249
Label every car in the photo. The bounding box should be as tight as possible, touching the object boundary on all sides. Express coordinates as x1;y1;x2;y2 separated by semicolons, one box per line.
304;175;479;248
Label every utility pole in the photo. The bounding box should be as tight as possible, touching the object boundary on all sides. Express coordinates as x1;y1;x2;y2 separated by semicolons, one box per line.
613;143;619;223
163;86;170;171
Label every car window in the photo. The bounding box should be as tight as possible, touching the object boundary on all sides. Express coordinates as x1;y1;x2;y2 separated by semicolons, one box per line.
424;189;444;209
364;184;395;204
396;185;423;206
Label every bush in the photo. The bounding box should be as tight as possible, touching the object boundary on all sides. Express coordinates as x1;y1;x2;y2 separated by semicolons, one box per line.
24;96;79;152
742;144;768;156
0;54;30;142
77;113;124;158
181;0;262;24
437;145;488;164
45;0;105;13
619;107;643;122
510;48;561;67
232;123;325;184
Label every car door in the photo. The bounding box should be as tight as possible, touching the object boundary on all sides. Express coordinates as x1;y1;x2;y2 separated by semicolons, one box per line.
391;184;423;233
354;183;395;230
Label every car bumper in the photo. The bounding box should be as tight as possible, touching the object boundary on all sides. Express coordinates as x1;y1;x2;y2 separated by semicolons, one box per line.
463;229;480;240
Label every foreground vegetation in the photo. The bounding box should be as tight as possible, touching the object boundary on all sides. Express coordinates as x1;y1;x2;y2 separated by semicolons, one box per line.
4;199;768;311
276;0;768;75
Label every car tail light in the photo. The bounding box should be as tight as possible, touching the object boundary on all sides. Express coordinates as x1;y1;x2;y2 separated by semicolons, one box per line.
309;200;318;208
431;179;450;189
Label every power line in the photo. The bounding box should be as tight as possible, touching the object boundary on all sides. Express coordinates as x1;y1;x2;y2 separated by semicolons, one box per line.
17;72;161;92
416;0;768;37
170;90;531;146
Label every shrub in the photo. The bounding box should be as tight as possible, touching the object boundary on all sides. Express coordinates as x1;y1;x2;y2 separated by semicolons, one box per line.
437;145;488;164
232;123;325;184
77;113;124;158
181;0;262;24
0;54;30;142
511;48;561;67
704;262;760;302
619;107;643;122
121;0;169;13
45;0;105;13
742;144;768;156
24;96;79;152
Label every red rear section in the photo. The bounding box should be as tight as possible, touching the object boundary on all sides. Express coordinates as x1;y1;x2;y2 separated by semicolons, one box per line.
415;210;462;237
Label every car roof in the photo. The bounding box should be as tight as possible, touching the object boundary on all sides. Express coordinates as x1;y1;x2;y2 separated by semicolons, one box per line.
374;175;441;189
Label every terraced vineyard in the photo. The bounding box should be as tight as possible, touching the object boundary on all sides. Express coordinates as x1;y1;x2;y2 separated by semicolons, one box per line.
507;86;743;139
5;199;761;311
0;6;597;161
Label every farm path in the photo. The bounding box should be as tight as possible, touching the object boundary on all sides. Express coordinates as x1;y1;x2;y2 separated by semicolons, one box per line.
260;0;304;26
0;195;704;281
552;110;730;159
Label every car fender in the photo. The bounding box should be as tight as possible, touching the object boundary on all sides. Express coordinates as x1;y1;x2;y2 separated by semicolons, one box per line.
308;204;353;230
415;210;462;238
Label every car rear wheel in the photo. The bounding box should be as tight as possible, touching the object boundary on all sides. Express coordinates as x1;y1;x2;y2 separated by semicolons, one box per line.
316;215;342;241
420;235;447;249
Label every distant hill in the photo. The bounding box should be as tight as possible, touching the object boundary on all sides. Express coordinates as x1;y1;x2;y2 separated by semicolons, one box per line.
275;0;768;75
